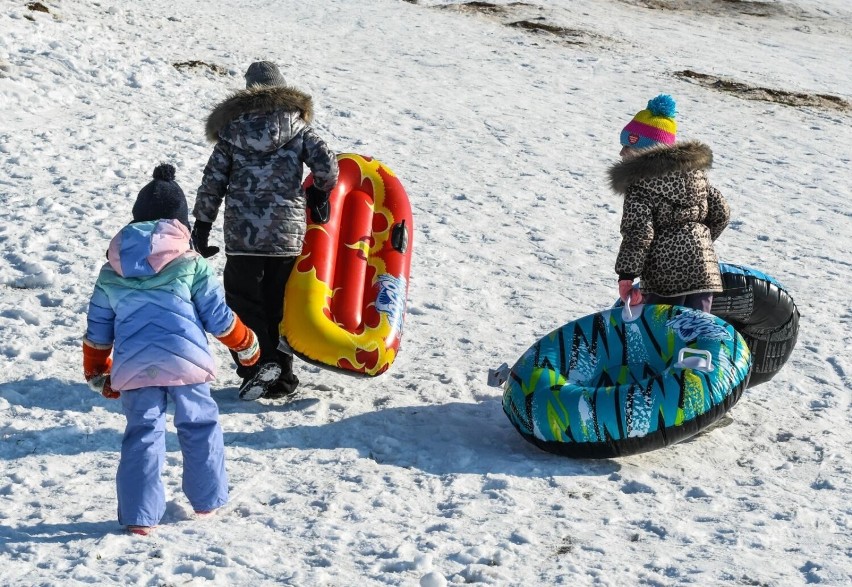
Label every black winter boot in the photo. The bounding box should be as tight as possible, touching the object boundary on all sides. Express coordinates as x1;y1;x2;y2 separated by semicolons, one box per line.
264;352;299;399
238;362;282;401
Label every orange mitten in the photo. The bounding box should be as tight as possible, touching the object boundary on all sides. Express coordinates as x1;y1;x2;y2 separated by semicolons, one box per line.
83;340;121;399
216;316;260;367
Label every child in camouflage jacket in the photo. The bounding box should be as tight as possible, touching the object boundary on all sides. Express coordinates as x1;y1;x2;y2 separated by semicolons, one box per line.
192;61;339;400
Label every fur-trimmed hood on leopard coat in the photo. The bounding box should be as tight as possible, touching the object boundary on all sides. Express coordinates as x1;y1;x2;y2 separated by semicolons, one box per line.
611;141;730;297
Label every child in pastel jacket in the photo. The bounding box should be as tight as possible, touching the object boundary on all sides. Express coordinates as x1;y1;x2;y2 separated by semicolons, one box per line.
611;95;730;312
83;164;260;536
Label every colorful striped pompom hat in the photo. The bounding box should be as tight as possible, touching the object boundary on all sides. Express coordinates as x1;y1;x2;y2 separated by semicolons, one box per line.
620;94;677;149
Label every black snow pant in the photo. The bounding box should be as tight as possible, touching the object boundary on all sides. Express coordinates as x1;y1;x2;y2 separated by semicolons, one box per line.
644;292;714;313
223;255;297;379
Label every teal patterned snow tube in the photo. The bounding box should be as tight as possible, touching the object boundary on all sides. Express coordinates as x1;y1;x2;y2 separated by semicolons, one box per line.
502;305;753;458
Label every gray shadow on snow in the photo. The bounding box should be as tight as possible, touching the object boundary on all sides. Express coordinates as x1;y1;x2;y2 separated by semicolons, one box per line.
0;378;124;459
0;500;193;545
222;397;622;478
0;521;119;546
0;377;122;414
0;378;619;477
0;377;211;459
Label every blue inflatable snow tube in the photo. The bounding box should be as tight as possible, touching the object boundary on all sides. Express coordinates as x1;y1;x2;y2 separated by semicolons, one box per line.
502;304;753;458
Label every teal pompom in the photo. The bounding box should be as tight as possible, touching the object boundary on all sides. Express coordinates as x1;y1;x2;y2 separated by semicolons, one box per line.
647;94;677;118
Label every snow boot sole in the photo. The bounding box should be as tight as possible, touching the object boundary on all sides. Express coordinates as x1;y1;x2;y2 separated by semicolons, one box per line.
239;363;282;401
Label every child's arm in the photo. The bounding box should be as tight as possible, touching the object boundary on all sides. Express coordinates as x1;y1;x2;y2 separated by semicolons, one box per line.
301;128;339;192
189;258;260;366
85;279;115;346
615;189;655;281
82;340;119;399
705;186;730;242
83;279;120;398
214;316;260;367
193;141;233;224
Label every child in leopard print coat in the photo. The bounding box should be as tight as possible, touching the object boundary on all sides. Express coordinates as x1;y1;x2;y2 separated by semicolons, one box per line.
611;95;730;312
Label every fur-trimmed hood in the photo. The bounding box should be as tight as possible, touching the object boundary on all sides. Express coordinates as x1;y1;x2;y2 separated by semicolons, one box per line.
609;140;713;194
205;85;314;143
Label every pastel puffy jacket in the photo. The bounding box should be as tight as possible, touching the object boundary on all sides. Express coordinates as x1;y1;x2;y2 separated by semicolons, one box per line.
84;219;236;391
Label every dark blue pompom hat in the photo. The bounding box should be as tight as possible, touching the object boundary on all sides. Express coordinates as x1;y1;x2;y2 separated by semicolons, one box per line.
132;163;190;230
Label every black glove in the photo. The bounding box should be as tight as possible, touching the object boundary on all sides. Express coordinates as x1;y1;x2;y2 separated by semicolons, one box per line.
306;185;330;225
191;220;220;258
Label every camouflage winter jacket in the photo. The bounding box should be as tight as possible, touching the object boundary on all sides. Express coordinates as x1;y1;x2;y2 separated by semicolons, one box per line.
193;86;339;256
611;141;730;297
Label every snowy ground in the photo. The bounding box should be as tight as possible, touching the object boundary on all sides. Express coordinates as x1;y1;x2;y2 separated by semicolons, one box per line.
1;0;851;584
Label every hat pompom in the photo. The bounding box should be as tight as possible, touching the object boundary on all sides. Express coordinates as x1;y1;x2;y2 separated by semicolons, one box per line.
647;94;677;119
152;163;176;182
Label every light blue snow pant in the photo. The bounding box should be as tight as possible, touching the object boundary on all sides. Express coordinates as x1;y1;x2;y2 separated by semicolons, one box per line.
116;383;228;527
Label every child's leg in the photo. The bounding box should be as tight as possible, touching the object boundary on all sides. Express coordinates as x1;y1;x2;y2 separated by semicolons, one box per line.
263;256;298;382
262;256;296;352
224;255;267;379
117;387;168;527
646;293;713;312
169;382;228;512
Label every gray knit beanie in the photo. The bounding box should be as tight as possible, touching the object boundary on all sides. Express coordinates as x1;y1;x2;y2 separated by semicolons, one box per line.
244;61;286;88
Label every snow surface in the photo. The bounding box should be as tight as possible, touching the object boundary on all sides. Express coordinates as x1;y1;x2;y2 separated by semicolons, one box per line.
1;0;851;584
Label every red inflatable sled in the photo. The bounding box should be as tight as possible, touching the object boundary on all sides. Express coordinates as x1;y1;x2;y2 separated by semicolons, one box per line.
280;153;413;376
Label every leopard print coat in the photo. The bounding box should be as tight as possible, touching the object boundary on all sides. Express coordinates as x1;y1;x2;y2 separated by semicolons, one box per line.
610;141;730;297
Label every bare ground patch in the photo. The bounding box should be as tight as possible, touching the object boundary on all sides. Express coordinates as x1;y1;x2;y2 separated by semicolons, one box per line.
618;0;802;18
617;0;848;36
26;2;49;13
436;2;605;47
437;2;536;16
24;1;58;21
674;70;850;112
506;20;596;45
173;60;229;76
